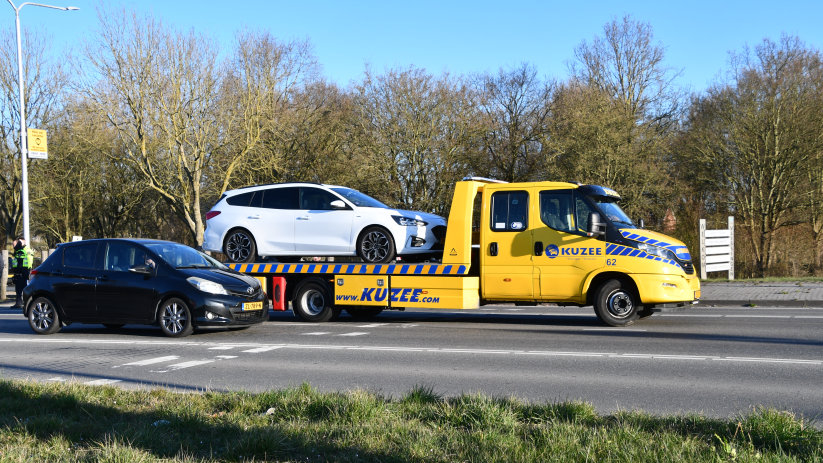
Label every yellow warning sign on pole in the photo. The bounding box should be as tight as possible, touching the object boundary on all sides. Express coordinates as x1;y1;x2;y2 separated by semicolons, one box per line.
27;128;48;159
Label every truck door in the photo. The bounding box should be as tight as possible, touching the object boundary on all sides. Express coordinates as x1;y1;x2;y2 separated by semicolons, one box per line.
533;189;604;300
481;189;534;299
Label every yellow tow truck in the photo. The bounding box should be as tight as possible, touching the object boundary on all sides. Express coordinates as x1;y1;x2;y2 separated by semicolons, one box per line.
228;178;700;326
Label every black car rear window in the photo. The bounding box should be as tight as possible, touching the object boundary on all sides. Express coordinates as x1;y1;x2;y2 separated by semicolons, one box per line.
63;243;98;269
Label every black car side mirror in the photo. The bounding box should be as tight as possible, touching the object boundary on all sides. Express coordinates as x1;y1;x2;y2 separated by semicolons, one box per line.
587;212;606;238
129;264;153;275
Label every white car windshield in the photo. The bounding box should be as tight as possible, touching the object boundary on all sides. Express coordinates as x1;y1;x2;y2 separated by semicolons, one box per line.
144;243;227;269
330;187;388;208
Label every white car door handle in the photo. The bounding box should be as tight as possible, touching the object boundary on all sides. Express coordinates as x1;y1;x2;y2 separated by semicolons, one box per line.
297;216;310;220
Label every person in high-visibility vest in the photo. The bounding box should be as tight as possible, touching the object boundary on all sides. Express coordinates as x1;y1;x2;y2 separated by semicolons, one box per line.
11;236;33;309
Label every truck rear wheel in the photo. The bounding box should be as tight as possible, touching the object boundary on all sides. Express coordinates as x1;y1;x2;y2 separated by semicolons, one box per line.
593;279;639;326
292;279;334;322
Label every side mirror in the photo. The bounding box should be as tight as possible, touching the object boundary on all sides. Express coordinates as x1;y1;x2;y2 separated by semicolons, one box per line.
587;212;606;238
129;264;153;275
330;200;346;210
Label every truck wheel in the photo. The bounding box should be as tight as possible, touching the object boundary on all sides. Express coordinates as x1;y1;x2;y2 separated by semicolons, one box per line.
224;229;257;263
357;226;395;263
345;307;384;320
292;279;334;322
593;279;639;326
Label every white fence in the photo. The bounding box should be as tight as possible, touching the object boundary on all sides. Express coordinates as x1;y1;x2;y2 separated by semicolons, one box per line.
699;216;734;280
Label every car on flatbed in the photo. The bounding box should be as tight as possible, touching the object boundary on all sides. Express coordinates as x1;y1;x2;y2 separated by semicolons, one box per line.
203;182;447;264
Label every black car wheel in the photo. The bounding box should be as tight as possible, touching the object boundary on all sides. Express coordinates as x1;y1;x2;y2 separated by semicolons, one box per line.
357;226;395;263
28;297;62;335
224;229;257;263
159;298;194;337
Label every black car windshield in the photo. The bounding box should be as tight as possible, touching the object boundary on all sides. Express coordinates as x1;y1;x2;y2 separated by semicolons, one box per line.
330;187;388;208
591;196;636;228
144;242;227;269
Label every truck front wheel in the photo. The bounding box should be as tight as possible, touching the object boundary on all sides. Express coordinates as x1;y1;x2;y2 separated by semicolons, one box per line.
593;279;639;326
292;279;334;322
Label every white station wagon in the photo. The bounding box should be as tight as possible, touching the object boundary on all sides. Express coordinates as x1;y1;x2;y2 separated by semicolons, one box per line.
203;183;447;263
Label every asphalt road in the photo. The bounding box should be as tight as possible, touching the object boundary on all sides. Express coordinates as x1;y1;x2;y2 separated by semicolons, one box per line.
0;304;821;424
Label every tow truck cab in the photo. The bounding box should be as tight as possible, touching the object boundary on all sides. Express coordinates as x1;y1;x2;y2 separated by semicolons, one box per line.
441;179;700;324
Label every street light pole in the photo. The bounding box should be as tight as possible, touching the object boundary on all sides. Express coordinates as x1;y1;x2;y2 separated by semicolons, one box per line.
6;1;78;244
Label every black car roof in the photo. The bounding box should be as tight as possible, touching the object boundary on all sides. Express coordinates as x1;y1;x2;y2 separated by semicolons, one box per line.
60;238;184;246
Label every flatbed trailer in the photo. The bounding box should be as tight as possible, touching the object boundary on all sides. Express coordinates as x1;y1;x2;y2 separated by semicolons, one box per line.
229;179;700;326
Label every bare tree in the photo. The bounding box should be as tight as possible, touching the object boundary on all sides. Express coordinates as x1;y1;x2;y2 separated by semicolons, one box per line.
681;36;823;274
351;67;474;214
216;31;319;195
82;9;222;245
0;29;67;246
471;63;553;182
558;16;681;222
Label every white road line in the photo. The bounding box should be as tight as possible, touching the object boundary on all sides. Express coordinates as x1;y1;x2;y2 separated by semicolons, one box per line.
85;379;121;386
47;377;66;382
795;315;823;319
583;328;647;332
357;323;386;328
214;355;238;359
208;346;236;350
153;360;214;372
726;315;792;319
338;332;370;337
115;355;180;368
242;346;283;353
302;332;330;336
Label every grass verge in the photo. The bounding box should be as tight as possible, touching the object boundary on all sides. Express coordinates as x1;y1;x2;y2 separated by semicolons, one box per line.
0;380;820;462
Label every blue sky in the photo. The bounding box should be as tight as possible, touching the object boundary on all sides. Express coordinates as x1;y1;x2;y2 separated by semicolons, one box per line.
6;0;823;93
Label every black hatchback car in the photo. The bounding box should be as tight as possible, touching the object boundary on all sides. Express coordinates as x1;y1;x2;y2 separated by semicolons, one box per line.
22;239;267;337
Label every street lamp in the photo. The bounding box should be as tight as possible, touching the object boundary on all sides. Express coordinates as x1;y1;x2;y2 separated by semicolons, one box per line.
6;1;78;244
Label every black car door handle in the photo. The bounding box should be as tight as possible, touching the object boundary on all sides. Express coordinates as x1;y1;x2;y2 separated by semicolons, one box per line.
534;241;543;256
489;242;498;256
98;275;109;282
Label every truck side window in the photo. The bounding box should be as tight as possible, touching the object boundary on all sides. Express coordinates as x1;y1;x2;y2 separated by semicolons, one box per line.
490;191;528;231
539;191;575;233
575;195;594;233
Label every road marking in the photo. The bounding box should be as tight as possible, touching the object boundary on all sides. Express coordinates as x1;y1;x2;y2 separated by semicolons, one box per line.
725;315;792;319
583;328;647;332
242;346;283;353
357;323;386;328
214;355;238;359
302;332;330;336
209;346;236;350
47;377;66;382
339;332;369;337
85;379;121;386
153;360;214;372
116;355;179;368
1;338;819;368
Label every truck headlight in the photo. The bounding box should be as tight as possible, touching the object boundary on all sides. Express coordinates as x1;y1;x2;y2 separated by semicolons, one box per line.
635;242;676;260
187;277;228;295
392;215;428;227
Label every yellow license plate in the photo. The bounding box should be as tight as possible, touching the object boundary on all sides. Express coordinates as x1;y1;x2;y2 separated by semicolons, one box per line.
242;301;263;311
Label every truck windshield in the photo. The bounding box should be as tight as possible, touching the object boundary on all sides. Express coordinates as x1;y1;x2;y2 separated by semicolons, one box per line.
331;187;388;208
591;196;636;228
